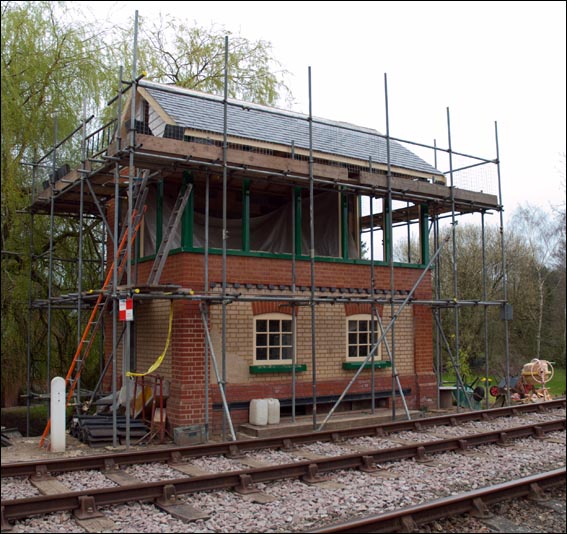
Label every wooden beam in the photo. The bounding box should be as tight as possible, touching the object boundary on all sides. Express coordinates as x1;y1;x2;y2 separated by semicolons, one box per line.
359;171;498;210
134;134;349;182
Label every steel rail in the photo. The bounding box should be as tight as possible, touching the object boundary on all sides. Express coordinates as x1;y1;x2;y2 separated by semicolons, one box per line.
1;419;565;525
2;400;564;478
308;468;566;533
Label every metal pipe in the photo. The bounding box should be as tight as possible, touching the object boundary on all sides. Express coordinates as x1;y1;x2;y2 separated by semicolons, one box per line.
36;118;94;165
85;325;126;411
434;313;473;409
84;178;115;247
99;224;106;382
494;121;511;405
104;149;498;211
447;107;461;413
221;35;229;440
432;138;442;409
124;10;140;449
384;73;396;420
317;233;451;431
308;66;317;430
442;159;496;175
204;173;210;440
200;304;236;440
481;210;490;409
375;312;411;419
291;185;297;422
76;100;87;412
369;157;376;414
112;65;124;447
36;290;507;308
46;117;58;419
26;156;38;437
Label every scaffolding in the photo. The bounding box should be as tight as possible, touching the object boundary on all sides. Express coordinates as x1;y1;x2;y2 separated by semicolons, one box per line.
22;20;511;447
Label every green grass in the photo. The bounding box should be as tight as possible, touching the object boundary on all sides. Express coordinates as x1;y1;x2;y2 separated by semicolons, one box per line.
548;367;566;397
442;366;566;399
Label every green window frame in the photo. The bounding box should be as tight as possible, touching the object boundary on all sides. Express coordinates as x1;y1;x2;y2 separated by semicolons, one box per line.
137;179;430;268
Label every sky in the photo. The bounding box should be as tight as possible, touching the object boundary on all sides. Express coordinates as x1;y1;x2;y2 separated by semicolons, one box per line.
74;1;566;224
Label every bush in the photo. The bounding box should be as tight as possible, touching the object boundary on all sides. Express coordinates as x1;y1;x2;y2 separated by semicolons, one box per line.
1;405;49;436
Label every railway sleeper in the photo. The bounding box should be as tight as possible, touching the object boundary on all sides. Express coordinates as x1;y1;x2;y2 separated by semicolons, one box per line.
302;463;331;485
359;455;378;473
470;496;493;519
399;514;418;533
74;495;104;520
528;482;549;502
155;485;210;523
234;473;258;495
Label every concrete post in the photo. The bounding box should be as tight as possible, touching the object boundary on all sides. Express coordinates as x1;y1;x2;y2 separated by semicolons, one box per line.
50;376;66;452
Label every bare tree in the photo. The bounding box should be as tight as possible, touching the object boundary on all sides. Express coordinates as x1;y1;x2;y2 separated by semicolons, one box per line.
511;204;561;359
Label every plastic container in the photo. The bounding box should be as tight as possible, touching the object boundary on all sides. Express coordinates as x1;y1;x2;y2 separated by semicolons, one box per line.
267;398;280;425
249;398;268;426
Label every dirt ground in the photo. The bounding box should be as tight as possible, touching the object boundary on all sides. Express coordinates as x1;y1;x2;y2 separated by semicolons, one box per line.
1;432;176;464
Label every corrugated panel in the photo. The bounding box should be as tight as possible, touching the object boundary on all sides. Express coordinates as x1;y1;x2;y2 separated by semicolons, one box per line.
141;82;439;176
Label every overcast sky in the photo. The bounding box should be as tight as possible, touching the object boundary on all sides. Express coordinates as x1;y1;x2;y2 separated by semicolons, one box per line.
76;1;566;223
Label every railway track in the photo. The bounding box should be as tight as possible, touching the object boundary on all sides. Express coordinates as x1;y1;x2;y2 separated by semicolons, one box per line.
1;400;565;532
2;400;564;478
308;468;566;532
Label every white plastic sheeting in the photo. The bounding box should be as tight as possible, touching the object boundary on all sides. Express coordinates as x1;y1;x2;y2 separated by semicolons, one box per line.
144;188;360;258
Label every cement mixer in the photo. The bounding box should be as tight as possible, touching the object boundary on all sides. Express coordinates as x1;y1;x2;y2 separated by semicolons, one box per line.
520;358;554;402
490;358;555;405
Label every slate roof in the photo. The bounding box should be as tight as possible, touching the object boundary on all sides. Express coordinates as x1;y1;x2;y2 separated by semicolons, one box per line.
140;81;442;177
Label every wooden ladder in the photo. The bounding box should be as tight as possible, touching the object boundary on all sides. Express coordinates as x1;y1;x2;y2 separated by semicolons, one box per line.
147;182;193;286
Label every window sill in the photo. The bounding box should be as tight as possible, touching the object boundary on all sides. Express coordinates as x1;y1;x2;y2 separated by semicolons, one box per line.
249;364;307;374
342;360;392;370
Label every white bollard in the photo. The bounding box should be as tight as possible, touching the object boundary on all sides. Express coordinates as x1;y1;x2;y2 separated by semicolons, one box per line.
50;376;66;452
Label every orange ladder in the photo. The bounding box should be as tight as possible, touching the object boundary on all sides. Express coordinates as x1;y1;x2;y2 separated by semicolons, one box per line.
39;206;146;448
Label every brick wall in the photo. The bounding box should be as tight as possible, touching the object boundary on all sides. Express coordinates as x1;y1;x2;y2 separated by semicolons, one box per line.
104;252;434;431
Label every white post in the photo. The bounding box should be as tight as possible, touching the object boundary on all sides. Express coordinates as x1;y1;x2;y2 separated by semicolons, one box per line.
50;376;66;452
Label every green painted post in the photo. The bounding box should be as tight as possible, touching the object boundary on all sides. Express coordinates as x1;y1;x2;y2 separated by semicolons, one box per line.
242;180;250;252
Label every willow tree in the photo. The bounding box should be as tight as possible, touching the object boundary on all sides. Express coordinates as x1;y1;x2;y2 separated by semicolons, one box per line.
1;1;116;406
1;2;290;407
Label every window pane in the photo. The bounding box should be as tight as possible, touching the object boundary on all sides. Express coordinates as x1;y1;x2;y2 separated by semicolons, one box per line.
268;320;280;332
269;347;280;360
269;333;280;346
347;316;378;360
257;347;267;360
281;320;292;333
256;320;267;332
281;334;292;346
281;346;292;360
256;334;267;347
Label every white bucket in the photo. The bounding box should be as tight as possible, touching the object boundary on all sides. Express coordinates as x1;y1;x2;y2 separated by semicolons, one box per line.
249;398;268;426
267;398;280;425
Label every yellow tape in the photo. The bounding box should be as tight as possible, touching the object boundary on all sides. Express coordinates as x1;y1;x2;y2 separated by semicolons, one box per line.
126;301;173;378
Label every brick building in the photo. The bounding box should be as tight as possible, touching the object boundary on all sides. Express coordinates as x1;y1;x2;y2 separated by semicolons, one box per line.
30;80;500;439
